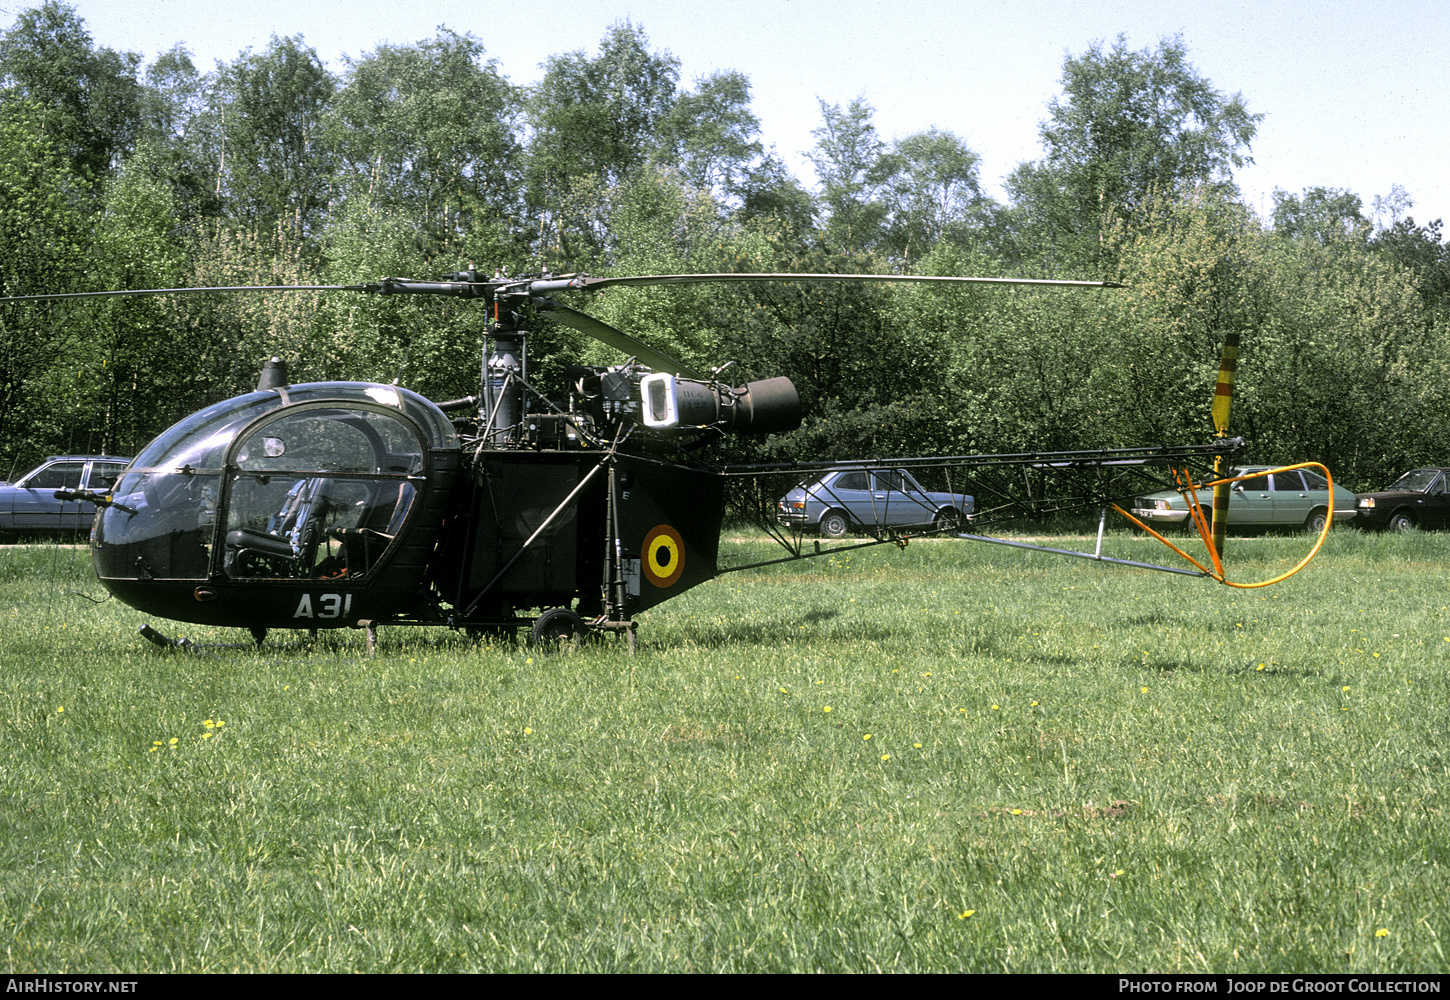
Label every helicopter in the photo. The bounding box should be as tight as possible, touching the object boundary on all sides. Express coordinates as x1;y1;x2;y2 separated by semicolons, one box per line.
1;269;1330;652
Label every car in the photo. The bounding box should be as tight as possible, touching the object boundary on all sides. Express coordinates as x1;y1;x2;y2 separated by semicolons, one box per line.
1130;464;1357;533
1354;467;1450;531
777;468;973;538
0;455;133;537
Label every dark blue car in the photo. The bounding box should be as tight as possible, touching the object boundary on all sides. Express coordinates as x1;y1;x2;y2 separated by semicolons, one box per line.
0;455;133;536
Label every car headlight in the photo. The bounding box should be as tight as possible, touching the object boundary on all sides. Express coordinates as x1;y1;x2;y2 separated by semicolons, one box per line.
1358;497;1375;509
1154;499;1171;510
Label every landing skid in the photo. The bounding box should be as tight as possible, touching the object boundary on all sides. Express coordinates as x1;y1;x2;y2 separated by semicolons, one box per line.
138;623;318;653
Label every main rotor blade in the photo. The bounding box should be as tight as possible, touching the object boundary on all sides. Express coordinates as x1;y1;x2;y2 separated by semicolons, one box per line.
0;284;371;304
553;273;1125;292
3;272;1124;306
533;298;703;379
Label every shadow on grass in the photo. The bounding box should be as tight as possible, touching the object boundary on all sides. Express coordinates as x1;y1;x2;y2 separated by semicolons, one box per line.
1132;656;1320;679
957;627;1082;666
655;614;896;650
800;609;840;624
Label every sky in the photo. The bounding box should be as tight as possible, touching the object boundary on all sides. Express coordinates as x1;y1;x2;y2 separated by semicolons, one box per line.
12;0;1450;230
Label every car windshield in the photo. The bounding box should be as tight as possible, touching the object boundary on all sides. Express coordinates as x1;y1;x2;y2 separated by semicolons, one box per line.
1387;469;1442;493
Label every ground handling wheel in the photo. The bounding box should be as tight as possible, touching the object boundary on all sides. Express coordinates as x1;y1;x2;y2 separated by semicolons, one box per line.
529;608;592;650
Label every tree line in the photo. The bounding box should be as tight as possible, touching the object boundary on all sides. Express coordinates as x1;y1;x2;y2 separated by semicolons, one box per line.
2;1;1447;490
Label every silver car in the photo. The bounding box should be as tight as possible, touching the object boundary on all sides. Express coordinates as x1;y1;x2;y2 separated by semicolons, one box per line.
1131;465;1356;532
778;468;973;538
0;455;132;536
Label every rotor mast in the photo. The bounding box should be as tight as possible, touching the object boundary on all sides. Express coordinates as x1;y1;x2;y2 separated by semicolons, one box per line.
482;283;530;446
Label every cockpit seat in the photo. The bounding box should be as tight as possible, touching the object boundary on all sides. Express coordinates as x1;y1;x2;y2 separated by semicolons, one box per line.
223;477;334;577
225;526;298;560
325;481;415;577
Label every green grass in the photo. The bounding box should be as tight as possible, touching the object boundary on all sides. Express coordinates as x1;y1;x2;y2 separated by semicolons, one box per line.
2;529;1448;972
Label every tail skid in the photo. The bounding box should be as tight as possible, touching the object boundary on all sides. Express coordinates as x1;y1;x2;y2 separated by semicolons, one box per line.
1112;461;1336;588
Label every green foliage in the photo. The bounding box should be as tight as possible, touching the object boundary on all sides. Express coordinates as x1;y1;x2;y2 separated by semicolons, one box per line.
523;21;772;267
315;196;499;402
3;5;1450;495
149;223;327;408
656;70;764;206
80;142;191;456
1272;186;1369;245
0;0;143;186
0;105;95;463
877;128;989;265
1003;34;1262;270
214;35;336;236
1101;192;1266;445
527;21;680;192
1371;216;1450;319
560;168;766;383
736;154;816;236
807;97;889;254
137;46;223;220
1243;229;1442;487
1100;192;1444;489
329;29;521;245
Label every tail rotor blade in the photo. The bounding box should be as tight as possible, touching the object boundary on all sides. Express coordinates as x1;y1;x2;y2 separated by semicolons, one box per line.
1210;331;1241;558
1211;331;1240;436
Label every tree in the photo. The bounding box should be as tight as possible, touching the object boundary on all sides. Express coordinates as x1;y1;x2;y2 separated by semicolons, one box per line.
136;45;223;221
1271;186;1368;244
876;128;987;264
0;1;143;186
735;153;815;235
1372;215;1450;318
1371;183;1414;231
0;105;94;462
524;21;684;262
524;22;777;264
329;29;521;245
656;70;764;206
527;22;680;190
1004;34;1262;267
214;35;336;236
807;97;890;254
85;140;193;455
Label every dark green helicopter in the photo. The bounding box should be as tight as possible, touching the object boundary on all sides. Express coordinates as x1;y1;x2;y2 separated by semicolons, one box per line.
6;269;1263;652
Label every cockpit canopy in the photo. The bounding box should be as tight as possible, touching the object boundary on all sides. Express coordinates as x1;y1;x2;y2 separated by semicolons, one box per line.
95;383;459;583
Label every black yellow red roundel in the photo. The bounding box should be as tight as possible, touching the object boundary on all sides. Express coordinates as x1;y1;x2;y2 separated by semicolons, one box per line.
642;524;685;587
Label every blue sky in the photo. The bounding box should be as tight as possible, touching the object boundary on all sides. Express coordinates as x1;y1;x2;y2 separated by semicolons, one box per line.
30;0;1450;230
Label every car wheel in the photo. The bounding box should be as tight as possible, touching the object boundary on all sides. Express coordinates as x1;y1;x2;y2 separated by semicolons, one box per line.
529;608;591;649
1389;511;1415;532
934;507;963;532
819;510;850;539
1304;508;1329;533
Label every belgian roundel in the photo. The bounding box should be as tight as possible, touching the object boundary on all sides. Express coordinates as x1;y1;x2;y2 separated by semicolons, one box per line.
642;524;686;588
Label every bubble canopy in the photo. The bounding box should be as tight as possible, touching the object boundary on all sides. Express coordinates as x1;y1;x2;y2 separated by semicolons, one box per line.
95;383;460;589
126;382;458;475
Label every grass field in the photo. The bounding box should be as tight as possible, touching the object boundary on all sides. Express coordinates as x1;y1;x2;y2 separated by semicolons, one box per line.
1;528;1447;972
